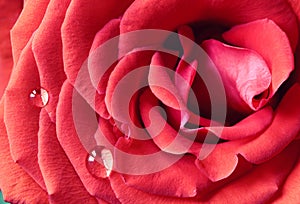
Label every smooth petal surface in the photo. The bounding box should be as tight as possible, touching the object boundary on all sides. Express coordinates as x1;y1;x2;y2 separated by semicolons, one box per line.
0;100;48;204
223;19;294;97
201;39;271;112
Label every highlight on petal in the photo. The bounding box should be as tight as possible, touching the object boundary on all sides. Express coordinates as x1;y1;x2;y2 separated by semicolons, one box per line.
201;39;271;112
223;19;294;97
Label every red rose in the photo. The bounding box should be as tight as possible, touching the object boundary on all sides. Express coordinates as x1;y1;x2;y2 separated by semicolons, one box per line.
1;0;300;203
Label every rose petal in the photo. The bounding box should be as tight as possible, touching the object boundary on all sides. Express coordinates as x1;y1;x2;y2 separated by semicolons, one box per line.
205;140;300;203
288;0;300;21
10;0;49;64
196;141;245;182
201;39;271;112
121;0;298;50
109;173;199;204
89;18;121;94
32;0;70;122
196;84;300;181
223;19;294;97
239;83;300;164
206;106;274;140
272;142;300;203
38;109;97;203
149;52;186;110
140;88;200;154
4;38;46;190
57;81;120;203
0;0;22;98
0;100;48;204
62;0;134;84
122;155;209;198
105;51;154;118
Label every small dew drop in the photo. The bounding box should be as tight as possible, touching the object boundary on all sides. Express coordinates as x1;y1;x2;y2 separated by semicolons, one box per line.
86;146;113;178
29;88;49;107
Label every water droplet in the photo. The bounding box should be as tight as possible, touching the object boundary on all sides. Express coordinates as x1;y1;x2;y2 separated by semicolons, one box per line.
86;146;113;178
29;88;49;107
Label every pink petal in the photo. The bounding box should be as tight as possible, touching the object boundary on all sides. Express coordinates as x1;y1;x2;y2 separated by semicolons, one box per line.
223;19;294;97
38;109;97;203
202;39;271;112
0;100;48;204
